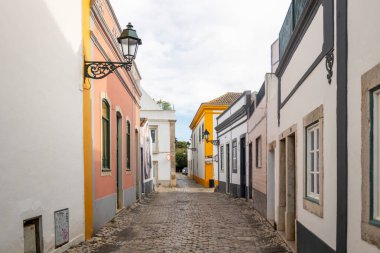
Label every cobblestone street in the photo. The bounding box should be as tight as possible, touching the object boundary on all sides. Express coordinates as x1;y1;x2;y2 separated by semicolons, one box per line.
66;174;291;253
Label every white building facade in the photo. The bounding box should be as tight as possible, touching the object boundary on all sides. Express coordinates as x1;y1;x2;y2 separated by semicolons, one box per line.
271;0;380;252
140;89;176;187
0;0;85;252
216;91;251;198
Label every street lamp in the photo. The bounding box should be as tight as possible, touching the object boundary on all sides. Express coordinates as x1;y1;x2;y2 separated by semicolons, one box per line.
84;22;142;79
203;129;219;146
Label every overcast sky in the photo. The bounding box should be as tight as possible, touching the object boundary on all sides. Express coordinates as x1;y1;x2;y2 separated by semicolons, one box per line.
110;0;291;141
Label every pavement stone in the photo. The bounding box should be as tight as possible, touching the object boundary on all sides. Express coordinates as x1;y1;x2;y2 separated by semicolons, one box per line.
65;174;291;253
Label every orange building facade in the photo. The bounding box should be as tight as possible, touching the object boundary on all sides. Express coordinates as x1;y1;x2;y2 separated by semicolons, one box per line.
89;0;142;232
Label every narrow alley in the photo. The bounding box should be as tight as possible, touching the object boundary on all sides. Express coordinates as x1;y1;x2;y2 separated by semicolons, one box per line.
66;174;291;253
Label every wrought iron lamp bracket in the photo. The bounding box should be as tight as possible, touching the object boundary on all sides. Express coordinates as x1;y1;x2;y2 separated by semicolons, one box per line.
84;61;132;79
325;49;334;84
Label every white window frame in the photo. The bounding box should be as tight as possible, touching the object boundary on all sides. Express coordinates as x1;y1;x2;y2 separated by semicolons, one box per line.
306;123;320;200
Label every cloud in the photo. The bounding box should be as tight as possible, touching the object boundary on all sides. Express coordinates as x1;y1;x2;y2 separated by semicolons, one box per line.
110;0;291;139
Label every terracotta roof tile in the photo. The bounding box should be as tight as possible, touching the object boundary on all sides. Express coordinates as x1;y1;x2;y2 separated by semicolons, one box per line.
205;92;242;106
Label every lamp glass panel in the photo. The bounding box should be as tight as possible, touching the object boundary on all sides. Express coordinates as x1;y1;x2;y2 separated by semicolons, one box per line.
128;38;138;58
120;38;129;58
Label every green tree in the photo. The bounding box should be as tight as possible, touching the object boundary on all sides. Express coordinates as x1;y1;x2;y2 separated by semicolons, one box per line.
175;140;188;171
157;99;172;110
176;151;187;170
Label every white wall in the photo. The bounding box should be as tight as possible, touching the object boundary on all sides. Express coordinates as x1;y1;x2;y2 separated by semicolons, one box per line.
347;0;380;252
213;114;219;180
140;88;176;184
150;121;172;181
0;0;84;252
266;74;279;224
218;122;247;186
194;118;205;179
279;3;337;249
217;93;249;187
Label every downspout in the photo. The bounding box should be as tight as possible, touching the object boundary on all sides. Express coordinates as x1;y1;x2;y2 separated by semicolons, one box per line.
336;0;348;252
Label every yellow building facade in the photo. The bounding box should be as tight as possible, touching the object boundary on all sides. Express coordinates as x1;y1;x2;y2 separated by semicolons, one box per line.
189;93;242;188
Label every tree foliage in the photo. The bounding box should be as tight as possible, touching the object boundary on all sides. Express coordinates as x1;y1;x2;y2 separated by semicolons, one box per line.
175;140;188;170
157;99;172;110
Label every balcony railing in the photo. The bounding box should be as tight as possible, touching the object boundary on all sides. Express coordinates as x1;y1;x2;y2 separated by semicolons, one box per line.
279;0;309;59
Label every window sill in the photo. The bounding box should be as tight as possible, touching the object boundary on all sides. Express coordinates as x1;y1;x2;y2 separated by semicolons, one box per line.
303;196;323;218
305;196;320;205
126;170;132;175
362;221;380;249
101;169;112;176
369;219;380;228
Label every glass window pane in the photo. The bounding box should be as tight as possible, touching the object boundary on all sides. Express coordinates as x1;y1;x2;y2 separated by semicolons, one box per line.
316;151;319;172
317;174;320;194
310;130;314;151
102;100;109;119
151;129;156;143
102;119;106;158
311;153;314;172
317;128;320;150
128;38;137;57
311;173;314;193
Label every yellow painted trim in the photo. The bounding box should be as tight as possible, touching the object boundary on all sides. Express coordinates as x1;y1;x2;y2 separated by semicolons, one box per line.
83;0;93;239
194;175;208;188
204;113;214;157
189;104;228;130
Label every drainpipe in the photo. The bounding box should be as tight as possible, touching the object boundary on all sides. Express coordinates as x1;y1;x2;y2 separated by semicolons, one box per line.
336;0;348;252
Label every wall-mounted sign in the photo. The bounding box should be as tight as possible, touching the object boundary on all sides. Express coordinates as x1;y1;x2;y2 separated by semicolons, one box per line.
166;154;171;161
54;208;69;248
205;157;213;164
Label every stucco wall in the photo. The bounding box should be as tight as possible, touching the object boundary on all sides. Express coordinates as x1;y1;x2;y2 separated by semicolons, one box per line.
278;3;337;249
347;0;380;252
0;0;84;252
218;120;248;186
248;92;267;195
194;118;205;180
266;74;278;224
210;114;220;181
92;0;139;223
151;121;172;182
